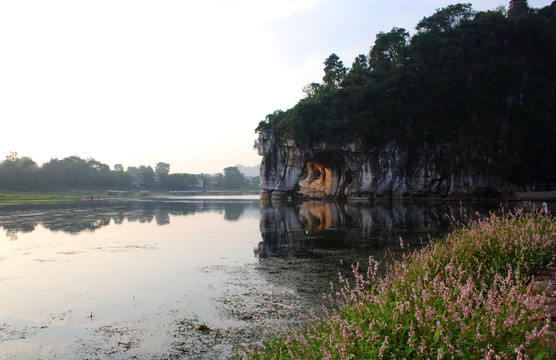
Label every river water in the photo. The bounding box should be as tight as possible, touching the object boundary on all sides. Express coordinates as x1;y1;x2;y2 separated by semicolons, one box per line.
0;196;528;359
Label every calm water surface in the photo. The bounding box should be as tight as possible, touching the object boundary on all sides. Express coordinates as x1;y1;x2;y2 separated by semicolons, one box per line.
0;196;524;359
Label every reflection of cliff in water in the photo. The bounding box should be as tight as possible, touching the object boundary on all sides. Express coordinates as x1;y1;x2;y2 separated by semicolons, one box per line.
0;199;259;239
257;201;497;258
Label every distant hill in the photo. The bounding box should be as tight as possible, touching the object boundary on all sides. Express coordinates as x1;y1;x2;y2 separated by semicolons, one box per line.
234;164;260;177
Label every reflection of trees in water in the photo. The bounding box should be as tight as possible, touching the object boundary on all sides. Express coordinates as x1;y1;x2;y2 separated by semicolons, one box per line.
0;200;259;238
257;201;500;258
4;226;35;241
155;212;170;226
46;218;112;234
224;202;250;221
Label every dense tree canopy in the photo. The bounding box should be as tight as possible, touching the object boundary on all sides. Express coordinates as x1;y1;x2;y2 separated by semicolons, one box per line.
256;2;556;186
155;162;170;179
0;152;41;190
0;155;256;191
220;166;249;189
323;53;347;89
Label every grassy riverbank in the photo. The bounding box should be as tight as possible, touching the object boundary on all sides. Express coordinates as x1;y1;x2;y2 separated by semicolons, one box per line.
0;192;82;202
241;206;556;359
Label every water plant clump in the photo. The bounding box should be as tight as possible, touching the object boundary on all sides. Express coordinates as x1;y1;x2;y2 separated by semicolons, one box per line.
241;206;556;359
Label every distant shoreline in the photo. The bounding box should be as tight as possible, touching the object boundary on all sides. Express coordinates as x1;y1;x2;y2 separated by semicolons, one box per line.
0;193;81;203
1;190;554;204
0;190;262;203
514;191;556;201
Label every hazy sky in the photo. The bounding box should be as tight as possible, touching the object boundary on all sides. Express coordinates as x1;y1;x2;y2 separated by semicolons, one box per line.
0;0;552;174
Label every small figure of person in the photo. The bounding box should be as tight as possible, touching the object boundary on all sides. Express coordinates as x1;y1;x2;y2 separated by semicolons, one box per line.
540;201;548;215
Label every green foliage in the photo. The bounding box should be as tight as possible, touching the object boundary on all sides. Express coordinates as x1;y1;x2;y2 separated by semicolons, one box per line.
0;154;255;192
302;82;324;99
323;53;347;89
257;2;556;185
138;165;156;189
42;156;113;188
220;166;248;189
0;154;206;192
0;153;42;190
163;173;198;190
369;27;410;74
155;162;170;180
416;3;476;32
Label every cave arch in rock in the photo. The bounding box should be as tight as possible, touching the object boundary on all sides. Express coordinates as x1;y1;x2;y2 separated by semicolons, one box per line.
299;152;344;197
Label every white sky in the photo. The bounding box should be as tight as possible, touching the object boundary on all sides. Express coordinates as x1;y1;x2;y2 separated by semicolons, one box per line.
0;0;552;174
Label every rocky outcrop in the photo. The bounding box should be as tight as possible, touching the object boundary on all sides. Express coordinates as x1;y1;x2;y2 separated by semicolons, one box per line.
256;129;520;200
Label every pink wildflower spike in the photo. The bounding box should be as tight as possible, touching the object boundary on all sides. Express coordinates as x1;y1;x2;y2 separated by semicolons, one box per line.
484;344;495;360
514;344;525;360
378;336;389;360
407;321;415;348
414;305;424;326
425;305;435;321
419;339;427;354
475;326;484;342
336;344;346;360
355;326;362;339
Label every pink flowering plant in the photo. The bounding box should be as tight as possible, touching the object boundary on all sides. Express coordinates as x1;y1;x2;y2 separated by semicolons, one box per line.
241;206;555;359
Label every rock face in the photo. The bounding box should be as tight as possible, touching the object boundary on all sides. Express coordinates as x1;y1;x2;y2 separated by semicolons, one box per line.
257;129;520;200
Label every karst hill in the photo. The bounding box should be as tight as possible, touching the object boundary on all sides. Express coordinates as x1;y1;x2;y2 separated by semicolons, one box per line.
256;2;556;200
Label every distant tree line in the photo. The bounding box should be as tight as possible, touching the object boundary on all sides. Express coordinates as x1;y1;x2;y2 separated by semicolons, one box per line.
257;3;556;186
0;152;257;191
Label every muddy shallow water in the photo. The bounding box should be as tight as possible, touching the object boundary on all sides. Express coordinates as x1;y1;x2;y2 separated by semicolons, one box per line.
0;196;532;359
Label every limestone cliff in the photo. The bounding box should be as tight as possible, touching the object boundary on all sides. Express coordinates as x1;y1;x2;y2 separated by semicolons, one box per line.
257;129;520;200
